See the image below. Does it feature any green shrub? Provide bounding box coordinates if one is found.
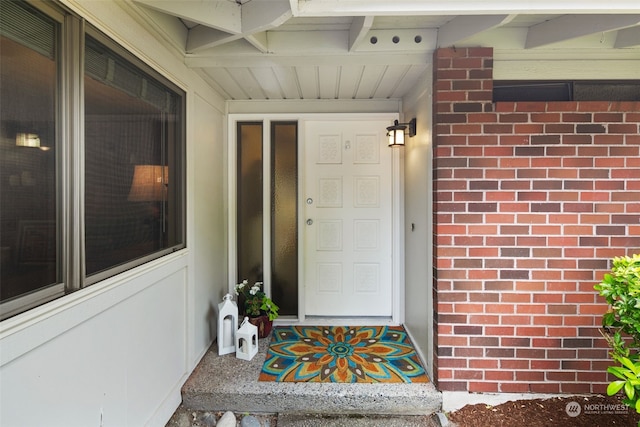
[594,254,640,421]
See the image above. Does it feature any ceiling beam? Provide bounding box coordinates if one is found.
[289,0,299,15]
[349,16,374,51]
[437,14,515,47]
[242,0,292,34]
[526,14,640,48]
[187,27,437,58]
[494,48,640,61]
[186,0,292,53]
[132,0,241,33]
[187,27,242,52]
[245,33,269,53]
[495,58,640,80]
[355,29,438,52]
[185,52,429,68]
[615,26,640,48]
[294,0,640,16]
[267,29,349,53]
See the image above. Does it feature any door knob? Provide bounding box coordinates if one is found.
[306,198,313,205]
[306,219,313,225]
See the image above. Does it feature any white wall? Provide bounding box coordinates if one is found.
[0,261,188,427]
[0,1,227,426]
[402,63,434,377]
[190,93,228,366]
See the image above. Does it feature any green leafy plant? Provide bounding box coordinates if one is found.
[594,254,640,422]
[234,279,279,321]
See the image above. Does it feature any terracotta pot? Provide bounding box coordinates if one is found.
[248,314,272,338]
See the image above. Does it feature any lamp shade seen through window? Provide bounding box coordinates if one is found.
[128,165,168,201]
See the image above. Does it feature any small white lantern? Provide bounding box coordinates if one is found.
[217,293,238,355]
[235,317,258,361]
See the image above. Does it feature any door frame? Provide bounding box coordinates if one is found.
[228,113,404,325]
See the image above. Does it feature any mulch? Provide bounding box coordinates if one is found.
[448,394,640,427]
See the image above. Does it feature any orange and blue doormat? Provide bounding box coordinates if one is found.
[258,325,429,383]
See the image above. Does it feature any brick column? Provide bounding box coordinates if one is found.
[432,47,640,393]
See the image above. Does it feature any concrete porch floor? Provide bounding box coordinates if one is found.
[172,334,443,426]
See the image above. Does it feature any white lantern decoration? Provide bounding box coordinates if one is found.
[236,317,258,361]
[217,293,238,355]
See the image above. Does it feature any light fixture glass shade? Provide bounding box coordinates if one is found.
[128,165,168,201]
[389,128,405,146]
[16,133,40,148]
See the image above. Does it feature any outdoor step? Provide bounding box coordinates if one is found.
[181,339,442,416]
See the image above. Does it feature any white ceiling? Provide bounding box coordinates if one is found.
[131,0,640,101]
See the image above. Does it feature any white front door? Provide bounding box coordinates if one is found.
[303,120,394,317]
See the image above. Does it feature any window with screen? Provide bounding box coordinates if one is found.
[0,1,186,320]
[84,34,185,282]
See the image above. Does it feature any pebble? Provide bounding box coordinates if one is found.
[240,414,264,427]
[199,412,216,427]
[217,411,237,427]
[172,411,192,427]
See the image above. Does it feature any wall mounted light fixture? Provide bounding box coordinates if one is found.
[386,118,416,147]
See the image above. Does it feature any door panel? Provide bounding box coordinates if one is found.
[303,120,393,317]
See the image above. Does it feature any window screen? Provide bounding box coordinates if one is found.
[0,1,60,310]
[84,35,185,279]
[0,1,186,319]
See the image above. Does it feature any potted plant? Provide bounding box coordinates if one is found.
[234,279,279,338]
[594,254,640,424]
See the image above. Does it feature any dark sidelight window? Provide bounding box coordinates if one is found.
[236,122,264,286]
[271,122,298,316]
[236,120,298,316]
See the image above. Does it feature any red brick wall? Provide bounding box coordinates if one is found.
[432,47,640,394]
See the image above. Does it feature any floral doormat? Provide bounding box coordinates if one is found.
[258,325,429,383]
